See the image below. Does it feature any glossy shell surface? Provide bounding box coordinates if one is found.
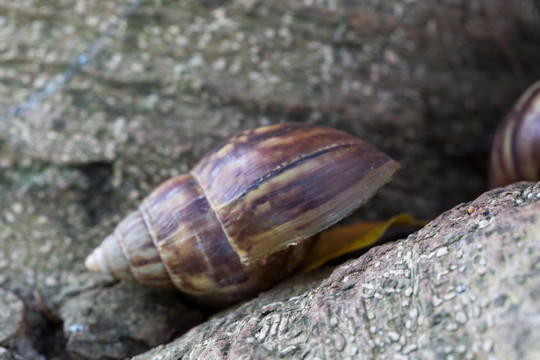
[489,81,540,188]
[85,123,399,304]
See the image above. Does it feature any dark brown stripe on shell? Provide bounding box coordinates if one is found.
[192,123,366,206]
[114,211,174,287]
[533,111,540,179]
[235,143,353,203]
[196,124,297,187]
[203,123,296,164]
[140,174,256,294]
[506,83,540,182]
[114,229,161,270]
[509,109,522,181]
[102,232,135,280]
[517,85,540,180]
[126,254,161,268]
[217,141,397,258]
[140,175,212,291]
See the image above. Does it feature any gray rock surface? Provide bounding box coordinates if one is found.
[0,289,24,345]
[0,347,24,360]
[60,283,203,360]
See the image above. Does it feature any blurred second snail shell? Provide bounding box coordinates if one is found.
[489,80,540,188]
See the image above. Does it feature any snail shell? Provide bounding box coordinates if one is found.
[489,80,540,188]
[85,123,399,305]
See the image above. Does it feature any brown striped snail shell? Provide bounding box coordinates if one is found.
[85,123,399,305]
[489,80,540,188]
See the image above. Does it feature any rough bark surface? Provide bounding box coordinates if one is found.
[134,182,540,359]
[0,0,540,359]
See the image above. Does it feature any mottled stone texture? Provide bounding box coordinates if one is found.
[0,289,24,345]
[0,0,540,359]
[134,182,540,359]
[0,347,25,360]
[1,0,540,218]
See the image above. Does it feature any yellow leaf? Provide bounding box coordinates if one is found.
[300,213,427,273]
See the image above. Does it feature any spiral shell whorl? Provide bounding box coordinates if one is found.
[489,80,540,188]
[86,173,314,304]
[84,233,134,281]
[84,211,175,288]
